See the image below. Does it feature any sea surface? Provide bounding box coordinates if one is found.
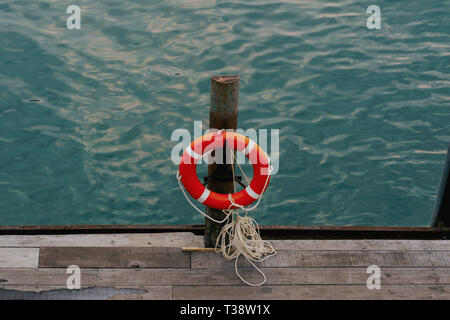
[0,0,449,226]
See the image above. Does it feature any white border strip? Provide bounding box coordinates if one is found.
[245,186,260,199]
[197,188,210,203]
[243,140,256,155]
[186,145,202,160]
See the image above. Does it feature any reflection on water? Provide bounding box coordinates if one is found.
[0,0,449,226]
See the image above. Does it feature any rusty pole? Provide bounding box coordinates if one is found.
[431,143,450,227]
[204,75,239,247]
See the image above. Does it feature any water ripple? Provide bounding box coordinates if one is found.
[0,0,448,226]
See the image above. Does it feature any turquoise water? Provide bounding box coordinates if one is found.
[0,0,449,226]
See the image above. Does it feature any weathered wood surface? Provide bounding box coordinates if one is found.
[192,250,450,268]
[96,267,450,286]
[172,285,450,300]
[2,267,449,287]
[2,234,448,251]
[0,233,449,299]
[0,285,171,300]
[0,233,202,248]
[0,248,39,268]
[0,268,98,285]
[105,286,172,300]
[271,239,450,251]
[205,75,239,248]
[39,247,190,268]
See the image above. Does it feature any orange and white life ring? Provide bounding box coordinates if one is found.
[178,131,271,210]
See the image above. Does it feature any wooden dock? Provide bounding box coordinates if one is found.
[0,232,449,300]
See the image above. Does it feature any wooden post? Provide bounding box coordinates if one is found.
[204,75,239,247]
[431,143,450,227]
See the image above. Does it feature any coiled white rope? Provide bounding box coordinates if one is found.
[215,214,276,286]
[176,141,276,286]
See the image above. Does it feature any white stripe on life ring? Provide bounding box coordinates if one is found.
[186,145,202,160]
[197,188,210,203]
[243,140,255,155]
[245,186,260,199]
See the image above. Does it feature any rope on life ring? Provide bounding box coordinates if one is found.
[176,130,276,286]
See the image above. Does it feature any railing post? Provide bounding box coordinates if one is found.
[431,143,450,227]
[204,75,239,247]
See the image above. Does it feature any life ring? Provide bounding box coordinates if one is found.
[179,131,271,210]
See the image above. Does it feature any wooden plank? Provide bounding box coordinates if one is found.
[271,240,450,251]
[106,286,171,300]
[0,268,98,285]
[0,285,170,300]
[173,285,450,300]
[97,267,450,286]
[2,236,447,251]
[0,233,203,248]
[192,250,450,268]
[39,247,190,268]
[182,247,215,252]
[0,248,39,268]
[0,285,94,293]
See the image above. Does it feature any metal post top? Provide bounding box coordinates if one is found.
[210,75,239,116]
[211,75,240,84]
